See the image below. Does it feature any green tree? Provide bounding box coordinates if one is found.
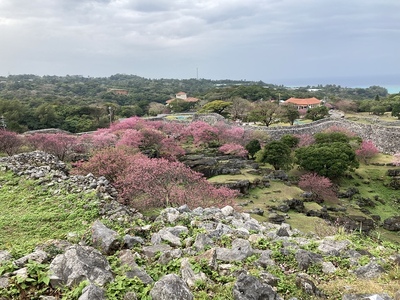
[314,132,350,144]
[248,101,283,127]
[280,134,299,149]
[199,100,232,115]
[256,140,291,170]
[245,139,261,159]
[295,142,358,179]
[282,104,300,125]
[167,99,194,113]
[371,105,386,116]
[305,106,329,121]
[35,103,62,129]
[391,101,400,119]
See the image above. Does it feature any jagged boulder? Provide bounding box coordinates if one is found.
[91,220,121,255]
[216,239,253,262]
[353,261,386,279]
[119,250,153,285]
[150,274,193,300]
[180,258,208,288]
[232,273,282,300]
[295,250,323,271]
[295,273,323,297]
[49,245,113,288]
[78,284,106,300]
[383,216,400,231]
[13,250,49,268]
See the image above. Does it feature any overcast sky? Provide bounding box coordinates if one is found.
[1,0,399,87]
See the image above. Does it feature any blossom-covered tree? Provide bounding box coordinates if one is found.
[0,130,23,155]
[71,147,135,183]
[355,140,379,164]
[294,134,315,148]
[116,154,238,209]
[219,126,246,145]
[392,153,400,166]
[86,129,118,150]
[323,126,356,138]
[26,133,77,161]
[186,121,219,146]
[115,129,144,149]
[298,173,336,203]
[218,143,248,157]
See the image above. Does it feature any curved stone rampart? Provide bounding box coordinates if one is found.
[243,118,400,154]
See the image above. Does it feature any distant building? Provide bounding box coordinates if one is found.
[108,88,129,95]
[166,92,199,105]
[283,97,322,110]
[175,92,187,100]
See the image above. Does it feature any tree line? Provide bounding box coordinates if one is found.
[0,74,396,132]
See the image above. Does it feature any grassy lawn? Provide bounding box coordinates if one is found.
[0,171,100,256]
[209,155,400,243]
[344,112,399,124]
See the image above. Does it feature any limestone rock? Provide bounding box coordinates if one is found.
[78,284,106,300]
[233,273,282,300]
[354,262,386,279]
[91,220,120,255]
[216,239,253,262]
[180,258,208,287]
[49,245,113,288]
[383,216,400,231]
[13,250,49,268]
[150,274,193,300]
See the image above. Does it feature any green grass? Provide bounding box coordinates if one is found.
[208,155,400,243]
[0,171,100,256]
[208,168,263,184]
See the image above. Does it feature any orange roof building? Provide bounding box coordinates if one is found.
[283,97,321,110]
[166,92,199,105]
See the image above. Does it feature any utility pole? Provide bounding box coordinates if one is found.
[108,107,113,127]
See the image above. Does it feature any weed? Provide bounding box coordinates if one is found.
[0,260,53,299]
[106,275,152,300]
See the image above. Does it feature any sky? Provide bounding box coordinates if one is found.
[1,0,400,87]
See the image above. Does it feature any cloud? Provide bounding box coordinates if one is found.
[0,0,399,83]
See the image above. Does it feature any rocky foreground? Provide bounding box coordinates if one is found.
[0,152,399,299]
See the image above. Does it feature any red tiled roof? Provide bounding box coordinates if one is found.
[284,97,321,105]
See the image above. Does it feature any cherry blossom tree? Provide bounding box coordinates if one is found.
[218,143,248,157]
[86,129,118,150]
[186,121,219,146]
[355,140,379,164]
[0,130,23,155]
[392,153,400,166]
[294,134,315,148]
[116,154,238,209]
[115,129,144,149]
[159,137,186,160]
[109,116,145,132]
[218,125,246,145]
[26,133,77,161]
[298,173,336,203]
[323,126,356,138]
[71,147,135,183]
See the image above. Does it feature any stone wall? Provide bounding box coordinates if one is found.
[243,119,400,154]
